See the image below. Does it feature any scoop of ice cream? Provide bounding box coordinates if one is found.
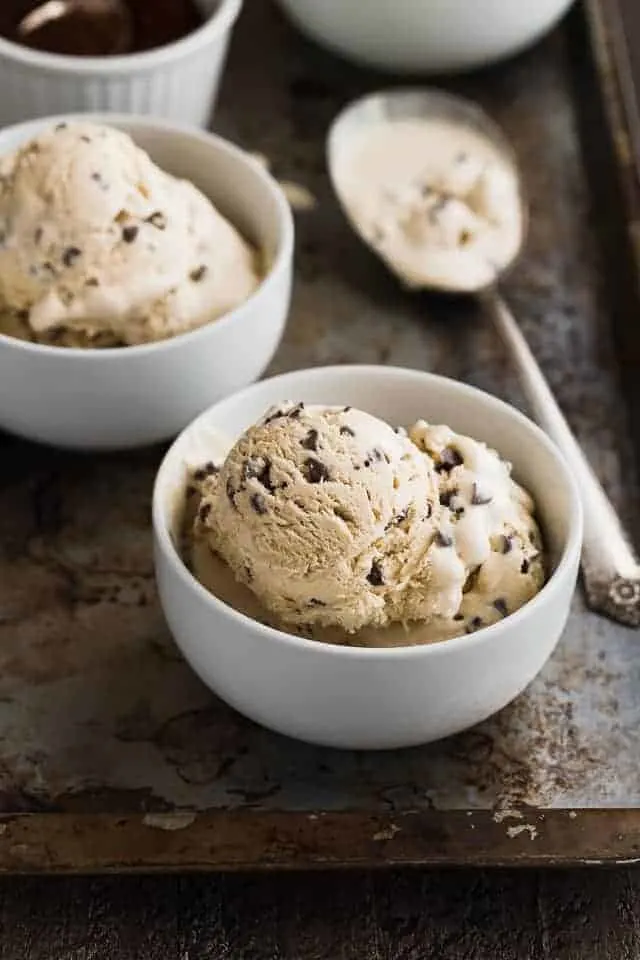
[408,420,544,635]
[192,403,444,633]
[0,122,259,346]
[339,118,522,293]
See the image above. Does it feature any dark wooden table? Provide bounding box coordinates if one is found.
[1,869,639,957]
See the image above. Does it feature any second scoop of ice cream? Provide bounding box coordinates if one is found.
[0,122,260,347]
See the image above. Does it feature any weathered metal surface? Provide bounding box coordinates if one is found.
[0,0,640,871]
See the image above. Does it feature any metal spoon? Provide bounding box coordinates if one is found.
[327,87,640,627]
[17,0,133,55]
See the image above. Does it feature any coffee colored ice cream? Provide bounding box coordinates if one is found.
[186,404,545,646]
[0,122,259,347]
[336,118,523,293]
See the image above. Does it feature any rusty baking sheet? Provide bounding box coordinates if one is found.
[1,0,640,873]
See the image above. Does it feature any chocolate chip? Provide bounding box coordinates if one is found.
[185,485,196,498]
[309,598,326,607]
[339,425,355,438]
[42,261,56,276]
[287,402,304,419]
[303,457,330,484]
[521,558,530,574]
[467,616,484,633]
[264,408,284,424]
[463,566,481,593]
[471,483,493,506]
[435,530,453,547]
[62,246,82,267]
[301,428,319,452]
[86,277,100,287]
[436,447,463,473]
[204,461,219,476]
[367,559,385,586]
[501,535,513,554]
[91,172,102,183]
[81,135,92,144]
[453,613,464,622]
[243,457,275,493]
[146,211,167,230]
[493,597,508,617]
[439,489,458,508]
[243,458,264,480]
[250,493,268,515]
[190,265,208,283]
[55,123,68,131]
[198,502,212,522]
[16,309,29,321]
[193,467,208,481]
[425,502,433,519]
[343,406,352,413]
[122,225,139,244]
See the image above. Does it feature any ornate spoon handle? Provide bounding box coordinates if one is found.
[484,291,640,627]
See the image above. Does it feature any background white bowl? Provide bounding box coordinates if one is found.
[0,0,242,128]
[0,114,293,450]
[154,365,583,750]
[276,0,576,74]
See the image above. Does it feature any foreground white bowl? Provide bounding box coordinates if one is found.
[0,0,242,127]
[153,365,582,750]
[276,0,576,74]
[0,114,293,451]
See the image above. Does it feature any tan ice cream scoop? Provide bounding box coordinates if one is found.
[192,403,444,634]
[0,121,259,347]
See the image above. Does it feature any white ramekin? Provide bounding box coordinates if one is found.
[0,113,294,450]
[153,365,583,750]
[276,0,575,74]
[0,0,242,127]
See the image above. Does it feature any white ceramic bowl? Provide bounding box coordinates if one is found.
[0,114,293,450]
[153,365,583,750]
[0,0,242,128]
[276,0,576,74]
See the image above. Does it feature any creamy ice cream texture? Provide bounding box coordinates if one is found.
[187,404,544,646]
[336,118,523,293]
[0,122,259,347]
